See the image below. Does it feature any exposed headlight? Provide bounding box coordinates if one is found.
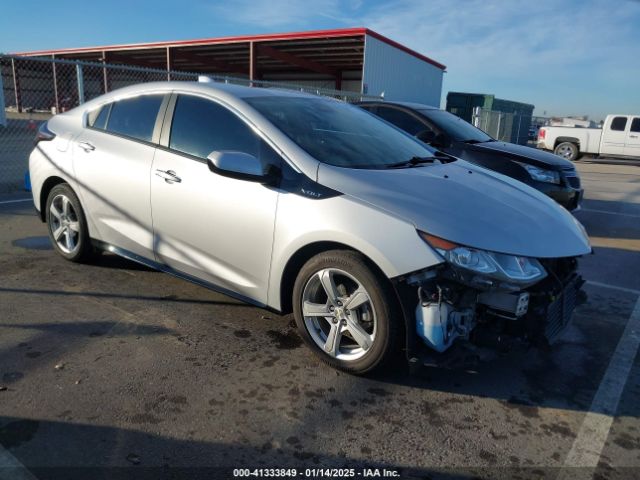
[418,231,547,284]
[517,163,560,184]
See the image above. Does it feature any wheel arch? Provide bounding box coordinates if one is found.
[554,137,581,151]
[278,241,391,315]
[38,176,68,222]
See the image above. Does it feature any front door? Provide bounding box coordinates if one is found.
[624,117,640,158]
[150,93,280,305]
[601,115,629,157]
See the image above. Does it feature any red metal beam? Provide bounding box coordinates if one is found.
[14,27,446,71]
[256,44,336,76]
[14,28,369,55]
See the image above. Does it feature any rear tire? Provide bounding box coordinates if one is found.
[554,142,579,161]
[45,183,94,263]
[292,250,399,374]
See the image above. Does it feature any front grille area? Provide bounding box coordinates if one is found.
[544,275,580,343]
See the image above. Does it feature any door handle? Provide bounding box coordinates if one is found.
[155,169,182,184]
[630,135,639,139]
[78,141,95,152]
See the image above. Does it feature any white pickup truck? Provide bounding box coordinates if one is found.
[537,114,640,161]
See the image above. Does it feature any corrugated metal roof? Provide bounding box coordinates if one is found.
[14,27,446,71]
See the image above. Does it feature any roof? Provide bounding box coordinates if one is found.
[73,81,339,114]
[357,100,439,110]
[80,80,320,103]
[15,27,446,71]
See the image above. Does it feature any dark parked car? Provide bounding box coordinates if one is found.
[358,101,583,211]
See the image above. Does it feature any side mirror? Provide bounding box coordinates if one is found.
[416,129,436,144]
[206,151,277,184]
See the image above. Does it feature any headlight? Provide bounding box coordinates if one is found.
[418,231,547,284]
[517,163,560,184]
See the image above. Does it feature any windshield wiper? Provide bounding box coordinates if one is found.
[463,139,493,144]
[386,156,439,169]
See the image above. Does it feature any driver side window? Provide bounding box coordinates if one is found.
[169,95,262,161]
[376,107,429,136]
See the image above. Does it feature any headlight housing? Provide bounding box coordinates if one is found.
[419,231,547,285]
[517,163,560,184]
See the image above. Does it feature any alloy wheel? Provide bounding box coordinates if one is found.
[301,268,377,361]
[556,144,574,159]
[49,194,80,254]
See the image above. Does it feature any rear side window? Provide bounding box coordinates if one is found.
[631,118,640,133]
[90,104,111,130]
[610,116,627,131]
[106,94,164,142]
[375,107,427,136]
[169,94,259,159]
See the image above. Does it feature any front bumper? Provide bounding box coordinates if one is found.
[395,257,585,368]
[540,273,583,343]
[533,180,583,212]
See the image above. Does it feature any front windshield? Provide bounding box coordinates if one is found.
[246,96,437,169]
[420,109,493,143]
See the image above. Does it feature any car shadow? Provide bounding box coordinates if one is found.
[0,415,581,480]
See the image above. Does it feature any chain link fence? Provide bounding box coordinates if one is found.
[1,54,380,194]
[470,107,533,146]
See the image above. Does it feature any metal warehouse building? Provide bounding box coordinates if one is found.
[15,28,446,106]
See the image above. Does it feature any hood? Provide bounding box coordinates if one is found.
[465,140,573,170]
[317,160,590,258]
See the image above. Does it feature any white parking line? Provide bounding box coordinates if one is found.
[586,280,640,296]
[0,445,38,480]
[0,198,31,205]
[581,208,640,219]
[561,295,640,474]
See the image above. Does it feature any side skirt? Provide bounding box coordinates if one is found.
[91,239,274,311]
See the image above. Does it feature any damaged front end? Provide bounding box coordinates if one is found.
[396,232,587,368]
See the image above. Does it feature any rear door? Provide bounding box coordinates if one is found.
[624,117,640,158]
[73,93,167,259]
[600,115,629,156]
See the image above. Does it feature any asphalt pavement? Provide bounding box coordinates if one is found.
[0,158,639,480]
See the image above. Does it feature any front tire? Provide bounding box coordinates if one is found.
[45,183,93,263]
[554,142,579,161]
[292,250,399,374]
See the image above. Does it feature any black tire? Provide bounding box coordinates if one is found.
[554,142,579,161]
[292,250,400,374]
[45,183,94,263]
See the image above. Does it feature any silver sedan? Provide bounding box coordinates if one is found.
[29,82,591,373]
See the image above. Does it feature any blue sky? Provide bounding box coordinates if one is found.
[2,0,639,120]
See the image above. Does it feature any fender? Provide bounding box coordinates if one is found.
[554,136,580,149]
[266,193,443,311]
